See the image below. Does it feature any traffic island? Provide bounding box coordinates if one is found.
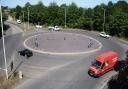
[24,32,102,55]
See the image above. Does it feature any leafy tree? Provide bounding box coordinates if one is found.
[9,0,128,38]
[109,14,128,37]
[67,2,79,28]
[15,5,22,19]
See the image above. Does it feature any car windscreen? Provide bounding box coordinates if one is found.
[92,60,102,68]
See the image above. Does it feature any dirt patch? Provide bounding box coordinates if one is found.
[0,72,19,89]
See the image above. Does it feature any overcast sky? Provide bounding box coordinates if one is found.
[1,0,123,8]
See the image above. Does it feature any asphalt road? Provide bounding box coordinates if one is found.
[13,30,125,89]
[0,22,23,70]
[0,22,125,89]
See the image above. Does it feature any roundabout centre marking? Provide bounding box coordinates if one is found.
[23,32,102,55]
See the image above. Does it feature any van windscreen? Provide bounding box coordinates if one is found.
[92,60,102,68]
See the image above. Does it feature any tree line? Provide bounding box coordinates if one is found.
[10,1,128,38]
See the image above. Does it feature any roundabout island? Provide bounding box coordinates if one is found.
[24,32,102,55]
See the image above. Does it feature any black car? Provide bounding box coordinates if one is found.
[18,49,33,58]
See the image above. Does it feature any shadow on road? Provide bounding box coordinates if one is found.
[9,61,23,79]
[108,59,128,89]
[0,24,10,37]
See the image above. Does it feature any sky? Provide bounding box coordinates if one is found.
[0,0,122,8]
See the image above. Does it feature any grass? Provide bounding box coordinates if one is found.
[0,72,19,89]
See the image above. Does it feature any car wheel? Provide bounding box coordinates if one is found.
[27,56,29,59]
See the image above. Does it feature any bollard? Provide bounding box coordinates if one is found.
[19,71,23,79]
[64,37,66,40]
[10,61,13,71]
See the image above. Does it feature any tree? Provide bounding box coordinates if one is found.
[47,2,59,25]
[67,2,79,28]
[15,5,22,19]
[108,14,128,37]
[9,1,128,38]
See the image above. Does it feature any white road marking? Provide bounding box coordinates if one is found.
[49,60,78,70]
[23,32,102,55]
[0,67,6,71]
[96,71,117,89]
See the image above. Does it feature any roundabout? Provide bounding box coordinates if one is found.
[8,22,125,89]
[23,32,102,55]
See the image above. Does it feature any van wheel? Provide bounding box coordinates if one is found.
[88,70,93,76]
[97,74,101,78]
[96,73,103,78]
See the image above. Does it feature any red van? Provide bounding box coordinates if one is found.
[88,51,118,77]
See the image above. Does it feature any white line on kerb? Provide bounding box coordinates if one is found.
[23,32,102,55]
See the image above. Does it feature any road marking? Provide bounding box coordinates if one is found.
[96,71,117,89]
[22,64,51,70]
[0,67,6,71]
[23,32,102,55]
[49,60,77,70]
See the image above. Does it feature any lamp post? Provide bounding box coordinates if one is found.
[27,6,30,31]
[0,3,8,79]
[13,12,16,21]
[22,11,25,31]
[103,9,106,32]
[64,7,67,28]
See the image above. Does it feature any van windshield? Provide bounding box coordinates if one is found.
[92,60,102,68]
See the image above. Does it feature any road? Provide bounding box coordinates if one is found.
[0,22,126,89]
[0,22,23,71]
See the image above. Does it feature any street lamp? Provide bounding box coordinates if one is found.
[103,9,106,32]
[27,6,30,31]
[13,12,16,21]
[22,11,25,31]
[64,7,67,28]
[0,3,8,79]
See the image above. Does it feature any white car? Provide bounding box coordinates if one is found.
[48,26,54,31]
[54,26,61,31]
[48,26,61,31]
[99,32,110,38]
[36,25,42,28]
[17,20,21,24]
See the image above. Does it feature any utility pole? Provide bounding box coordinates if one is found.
[27,6,30,31]
[22,11,25,31]
[0,3,8,79]
[64,7,67,28]
[103,9,106,32]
